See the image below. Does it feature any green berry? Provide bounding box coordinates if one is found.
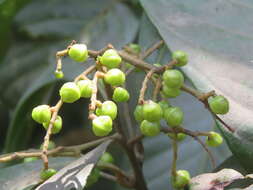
[172,50,188,67]
[140,120,160,137]
[134,105,144,123]
[206,131,223,147]
[68,43,88,62]
[77,79,92,98]
[24,157,38,163]
[99,152,114,164]
[59,82,81,103]
[208,95,229,115]
[164,107,184,127]
[168,133,186,141]
[162,69,184,88]
[95,101,117,120]
[86,168,100,187]
[112,87,130,102]
[129,43,141,54]
[100,49,122,68]
[142,100,163,122]
[32,105,51,124]
[162,84,181,98]
[43,116,62,134]
[104,68,125,86]
[54,70,64,79]
[40,141,56,150]
[92,116,113,137]
[40,168,57,180]
[158,100,171,118]
[172,170,191,188]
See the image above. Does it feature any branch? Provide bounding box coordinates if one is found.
[171,137,178,177]
[141,40,164,59]
[0,134,118,163]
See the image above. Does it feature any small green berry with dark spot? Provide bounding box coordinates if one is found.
[162,69,184,88]
[32,105,51,124]
[95,101,117,120]
[59,82,81,103]
[99,49,122,68]
[208,95,229,115]
[68,43,88,62]
[104,68,125,86]
[140,120,160,137]
[172,50,188,67]
[112,87,130,102]
[206,131,223,147]
[142,100,163,122]
[172,170,191,189]
[164,107,184,127]
[92,116,113,137]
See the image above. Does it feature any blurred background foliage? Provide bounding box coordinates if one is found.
[2,0,253,189]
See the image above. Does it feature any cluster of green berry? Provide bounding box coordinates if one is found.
[30,42,230,188]
[133,50,229,189]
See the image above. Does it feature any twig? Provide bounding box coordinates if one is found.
[128,135,144,146]
[0,134,118,163]
[138,69,156,104]
[100,171,117,182]
[41,100,63,169]
[152,77,162,102]
[171,137,178,177]
[141,40,164,59]
[74,65,96,82]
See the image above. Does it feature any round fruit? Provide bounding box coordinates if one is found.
[168,133,186,141]
[24,157,38,163]
[172,170,191,188]
[142,100,163,122]
[40,168,57,180]
[162,84,181,98]
[112,87,130,102]
[140,120,160,137]
[99,152,114,164]
[86,168,100,187]
[68,43,88,62]
[206,131,223,147]
[208,95,229,115]
[172,50,188,67]
[92,116,113,137]
[40,141,56,150]
[134,105,144,123]
[32,105,51,124]
[158,100,170,111]
[99,49,122,68]
[77,79,92,98]
[59,82,81,103]
[95,101,117,120]
[104,68,125,86]
[162,69,184,88]
[43,115,62,134]
[54,70,64,79]
[164,107,184,127]
[129,43,141,54]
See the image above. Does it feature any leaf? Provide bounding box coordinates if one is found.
[2,0,139,152]
[140,0,253,171]
[36,140,112,190]
[0,157,75,190]
[189,168,244,190]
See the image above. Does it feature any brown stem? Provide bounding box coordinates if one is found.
[152,77,162,102]
[141,40,164,59]
[171,138,178,177]
[74,65,96,82]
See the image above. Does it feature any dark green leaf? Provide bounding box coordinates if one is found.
[140,0,253,171]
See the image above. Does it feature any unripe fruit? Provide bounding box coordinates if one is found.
[95,101,117,120]
[86,168,100,187]
[158,100,170,111]
[68,44,88,62]
[162,69,184,88]
[142,100,163,122]
[140,120,160,137]
[104,68,125,86]
[92,116,113,137]
[164,107,184,127]
[54,70,64,79]
[40,140,56,150]
[208,95,229,115]
[99,152,114,164]
[77,79,92,98]
[40,168,57,180]
[59,82,81,103]
[134,105,144,123]
[206,131,223,147]
[99,49,122,68]
[129,43,141,54]
[162,84,181,98]
[172,170,191,188]
[32,105,51,124]
[43,115,62,134]
[24,157,38,163]
[172,50,188,67]
[168,133,186,141]
[112,87,130,102]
